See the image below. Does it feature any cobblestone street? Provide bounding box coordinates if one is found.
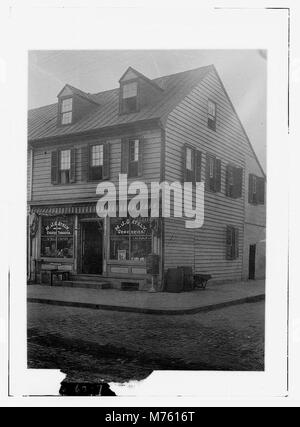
[28,301,265,383]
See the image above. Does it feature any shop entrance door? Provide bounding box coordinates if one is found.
[81,221,103,274]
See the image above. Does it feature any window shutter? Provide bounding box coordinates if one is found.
[103,143,110,180]
[195,150,202,182]
[226,226,233,260]
[70,148,76,183]
[51,150,59,184]
[121,138,129,174]
[137,138,144,177]
[81,145,90,182]
[248,174,254,203]
[182,145,187,183]
[234,228,239,258]
[257,177,265,204]
[205,154,211,191]
[215,158,221,192]
[234,168,243,198]
[225,165,231,196]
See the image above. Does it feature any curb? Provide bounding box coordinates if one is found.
[27,294,265,315]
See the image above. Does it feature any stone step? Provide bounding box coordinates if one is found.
[52,280,112,290]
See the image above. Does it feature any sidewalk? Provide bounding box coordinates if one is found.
[27,279,265,315]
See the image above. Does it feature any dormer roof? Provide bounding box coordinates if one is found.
[57,84,100,105]
[119,66,164,92]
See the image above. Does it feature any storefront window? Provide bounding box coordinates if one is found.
[110,218,152,261]
[41,216,74,258]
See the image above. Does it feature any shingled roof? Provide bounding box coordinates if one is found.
[28,65,213,142]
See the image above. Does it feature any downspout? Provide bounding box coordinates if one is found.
[158,120,166,290]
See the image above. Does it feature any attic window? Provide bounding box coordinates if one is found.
[207,99,217,131]
[121,81,138,114]
[61,97,73,125]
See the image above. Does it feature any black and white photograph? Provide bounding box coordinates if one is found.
[1,0,298,409]
[26,49,266,386]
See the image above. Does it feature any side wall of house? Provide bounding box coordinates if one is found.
[164,69,258,282]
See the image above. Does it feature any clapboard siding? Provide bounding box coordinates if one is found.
[164,69,249,280]
[31,128,161,201]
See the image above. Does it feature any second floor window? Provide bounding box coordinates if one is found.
[183,145,202,183]
[205,154,221,192]
[121,137,143,178]
[225,165,243,198]
[61,97,73,125]
[207,99,217,131]
[248,174,265,204]
[121,82,138,114]
[60,149,71,184]
[129,139,140,177]
[51,148,76,185]
[90,144,104,181]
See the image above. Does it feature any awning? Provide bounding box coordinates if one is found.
[31,204,97,216]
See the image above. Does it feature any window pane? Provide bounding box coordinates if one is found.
[123,82,137,99]
[209,158,214,178]
[62,112,72,124]
[110,237,130,260]
[186,147,192,170]
[91,145,103,166]
[130,140,139,162]
[57,237,73,258]
[208,100,216,117]
[61,98,73,113]
[41,237,57,257]
[60,150,71,170]
[130,237,151,261]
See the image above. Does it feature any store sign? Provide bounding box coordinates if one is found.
[114,218,150,236]
[45,220,72,236]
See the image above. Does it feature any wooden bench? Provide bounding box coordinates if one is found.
[193,274,212,290]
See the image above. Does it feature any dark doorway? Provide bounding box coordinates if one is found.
[249,244,256,280]
[81,221,103,274]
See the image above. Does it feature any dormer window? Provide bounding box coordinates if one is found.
[61,97,73,125]
[121,81,138,114]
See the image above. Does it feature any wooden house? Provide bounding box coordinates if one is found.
[27,65,266,290]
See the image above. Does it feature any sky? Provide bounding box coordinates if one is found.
[28,50,266,170]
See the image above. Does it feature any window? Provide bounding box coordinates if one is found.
[129,139,139,177]
[59,149,71,184]
[207,99,217,131]
[121,81,138,113]
[90,144,104,181]
[51,148,76,185]
[186,147,192,171]
[183,145,202,183]
[226,165,243,198]
[41,216,74,258]
[61,97,73,125]
[110,217,152,261]
[226,226,239,260]
[205,154,221,192]
[248,174,265,204]
[121,138,143,178]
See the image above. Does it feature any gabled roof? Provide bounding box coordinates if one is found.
[28,65,213,142]
[57,84,100,105]
[119,66,164,92]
